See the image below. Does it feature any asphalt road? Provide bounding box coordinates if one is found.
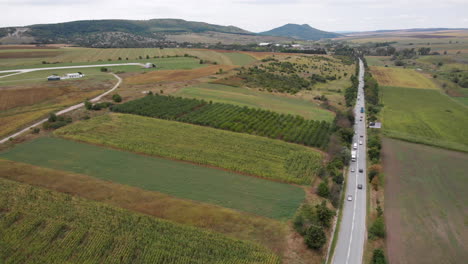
[332,58,367,264]
[0,73,122,144]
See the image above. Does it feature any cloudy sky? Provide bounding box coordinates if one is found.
[1,0,467,32]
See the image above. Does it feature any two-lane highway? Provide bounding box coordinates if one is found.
[332,58,367,264]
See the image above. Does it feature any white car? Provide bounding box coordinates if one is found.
[351,167,355,172]
[359,140,363,145]
[347,195,353,201]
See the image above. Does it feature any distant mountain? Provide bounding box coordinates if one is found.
[260,24,342,40]
[0,19,254,47]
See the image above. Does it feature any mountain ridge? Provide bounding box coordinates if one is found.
[259,23,342,40]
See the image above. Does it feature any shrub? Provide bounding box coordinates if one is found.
[317,181,330,198]
[100,67,108,72]
[369,217,386,239]
[304,225,326,250]
[84,100,92,110]
[371,249,387,264]
[112,94,122,103]
[32,128,40,134]
[48,113,57,122]
[315,201,335,228]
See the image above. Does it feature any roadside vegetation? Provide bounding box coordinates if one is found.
[0,178,280,264]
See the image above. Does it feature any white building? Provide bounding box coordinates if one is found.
[258,42,271,47]
[145,63,156,68]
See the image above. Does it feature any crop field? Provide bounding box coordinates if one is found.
[0,177,280,264]
[56,113,323,185]
[0,137,305,219]
[0,159,288,253]
[380,86,468,152]
[111,94,332,148]
[382,138,468,264]
[175,83,335,121]
[370,66,438,89]
[123,65,237,85]
[0,47,257,69]
[0,78,113,138]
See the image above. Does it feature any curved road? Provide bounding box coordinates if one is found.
[0,73,122,144]
[332,59,367,264]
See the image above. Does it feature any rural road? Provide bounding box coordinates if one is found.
[331,58,367,264]
[0,73,122,144]
[0,63,146,76]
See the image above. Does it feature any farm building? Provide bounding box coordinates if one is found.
[47,75,61,81]
[62,73,84,79]
[258,42,271,47]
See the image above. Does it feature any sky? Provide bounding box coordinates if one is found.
[1,0,467,32]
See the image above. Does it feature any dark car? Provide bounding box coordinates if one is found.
[358,184,363,189]
[359,168,363,173]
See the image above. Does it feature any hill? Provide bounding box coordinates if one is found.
[260,23,341,40]
[0,18,255,47]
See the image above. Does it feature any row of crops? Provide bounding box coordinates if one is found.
[111,94,332,149]
[0,178,280,264]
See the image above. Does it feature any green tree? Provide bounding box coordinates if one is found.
[304,225,326,250]
[317,181,330,198]
[316,201,335,228]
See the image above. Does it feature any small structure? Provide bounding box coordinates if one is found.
[145,63,156,68]
[258,42,271,47]
[369,122,382,129]
[47,75,61,81]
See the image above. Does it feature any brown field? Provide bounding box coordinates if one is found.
[383,138,468,264]
[0,45,60,49]
[0,79,113,138]
[123,65,236,85]
[0,51,63,58]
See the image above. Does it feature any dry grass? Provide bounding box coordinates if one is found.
[123,65,236,85]
[370,66,438,89]
[0,159,288,254]
[0,79,113,138]
[0,51,63,58]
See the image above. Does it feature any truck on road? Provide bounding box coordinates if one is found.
[351,150,357,162]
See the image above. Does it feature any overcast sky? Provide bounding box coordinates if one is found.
[1,0,467,32]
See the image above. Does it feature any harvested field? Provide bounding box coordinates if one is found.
[0,137,305,220]
[383,138,468,264]
[0,159,288,254]
[0,177,280,264]
[124,65,236,85]
[370,66,438,89]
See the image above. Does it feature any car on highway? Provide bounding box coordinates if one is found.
[347,195,353,201]
[353,143,357,150]
[359,168,363,173]
[359,140,363,145]
[358,184,363,189]
[360,135,364,138]
[351,167,355,172]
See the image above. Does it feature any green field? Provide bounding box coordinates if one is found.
[55,113,323,184]
[222,52,256,65]
[0,136,305,219]
[0,177,279,264]
[175,83,335,121]
[381,86,468,152]
[382,138,468,264]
